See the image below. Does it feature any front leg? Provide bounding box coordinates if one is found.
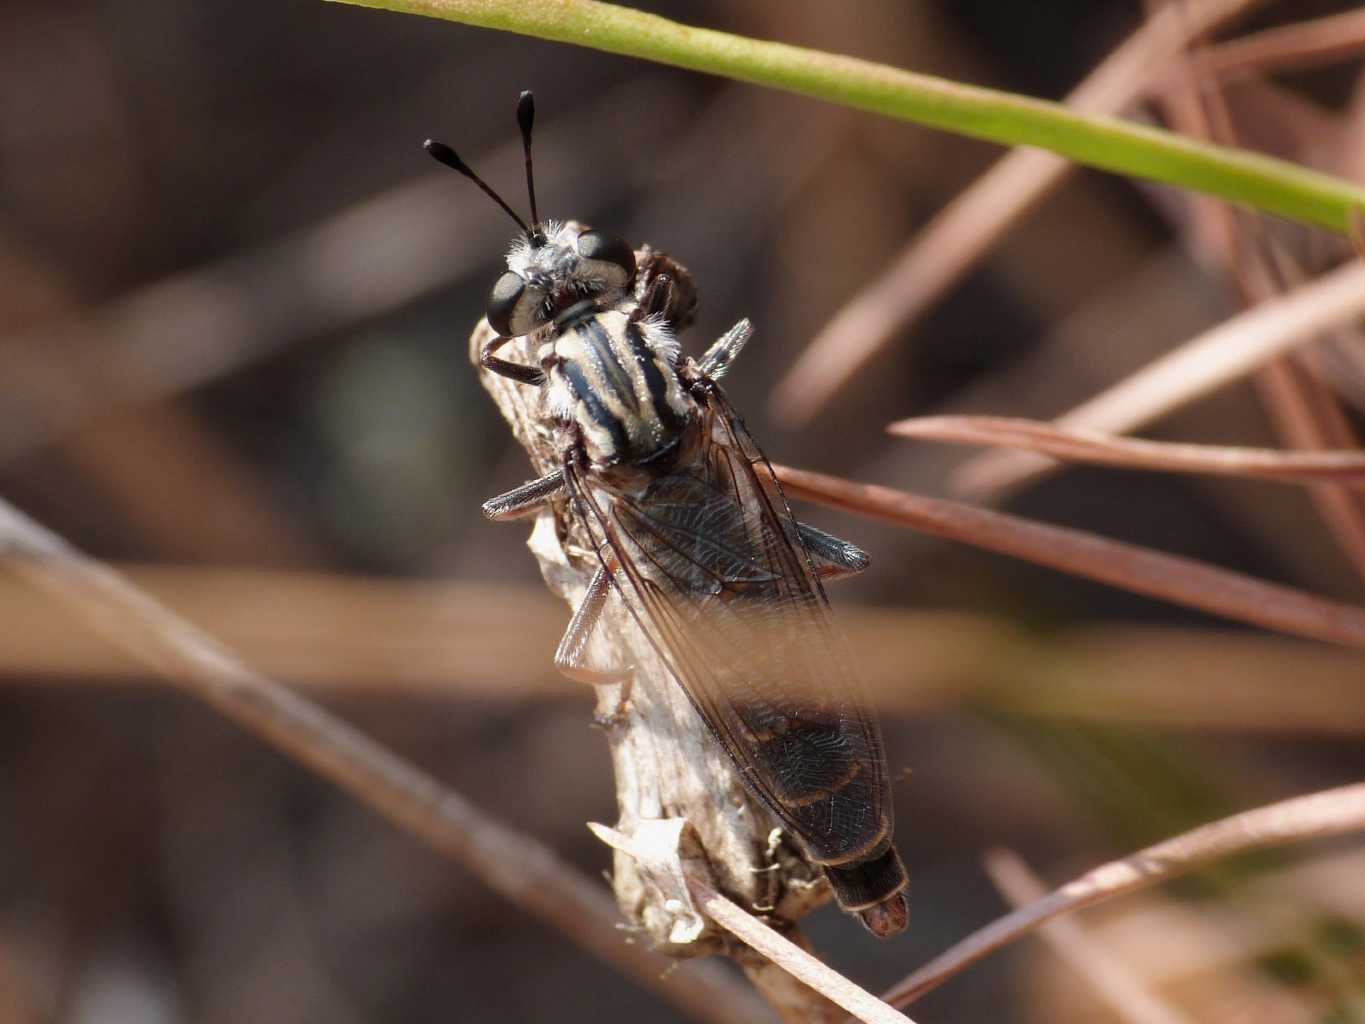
[480,333,545,387]
[484,472,635,705]
[634,245,698,331]
[481,469,566,521]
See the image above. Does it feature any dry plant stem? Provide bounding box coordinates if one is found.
[890,415,1365,484]
[0,502,767,1024]
[592,820,900,1024]
[1198,8,1365,81]
[953,258,1365,498]
[688,876,914,1024]
[774,464,1365,648]
[769,0,1263,426]
[471,320,833,1019]
[884,781,1365,1009]
[983,850,1194,1024]
[738,934,849,1024]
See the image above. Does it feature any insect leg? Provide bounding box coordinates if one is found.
[632,273,675,324]
[634,246,698,330]
[556,565,634,691]
[481,469,566,521]
[797,522,870,581]
[480,333,545,387]
[697,319,753,380]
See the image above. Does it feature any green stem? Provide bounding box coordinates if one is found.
[327,0,1365,234]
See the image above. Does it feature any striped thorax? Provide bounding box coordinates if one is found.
[540,305,691,467]
[487,219,695,470]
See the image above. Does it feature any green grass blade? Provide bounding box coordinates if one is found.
[327,0,1365,234]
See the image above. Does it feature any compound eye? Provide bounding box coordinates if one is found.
[486,270,545,337]
[576,229,636,287]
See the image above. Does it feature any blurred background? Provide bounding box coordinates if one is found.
[2,0,1364,1021]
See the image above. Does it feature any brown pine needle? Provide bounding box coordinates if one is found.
[774,464,1365,648]
[890,414,1365,484]
[983,850,1194,1024]
[1198,8,1365,81]
[883,782,1365,1009]
[691,877,914,1024]
[768,0,1263,427]
[953,258,1365,499]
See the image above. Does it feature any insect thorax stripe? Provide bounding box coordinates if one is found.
[559,336,631,459]
[624,319,686,435]
[579,317,640,418]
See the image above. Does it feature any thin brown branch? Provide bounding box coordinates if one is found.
[0,500,768,1024]
[774,464,1365,648]
[691,877,914,1024]
[1198,8,1365,81]
[591,820,909,1024]
[983,850,1194,1024]
[952,259,1365,498]
[768,0,1264,427]
[890,414,1365,483]
[883,781,1365,1009]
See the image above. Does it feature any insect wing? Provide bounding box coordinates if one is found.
[569,386,893,868]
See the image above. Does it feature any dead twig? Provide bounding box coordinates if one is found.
[589,821,913,1024]
[692,879,912,1024]
[774,464,1365,648]
[0,499,768,1024]
[952,259,1365,498]
[884,781,1365,1009]
[890,414,1365,483]
[1197,8,1365,81]
[983,849,1194,1024]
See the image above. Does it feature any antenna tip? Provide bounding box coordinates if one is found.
[517,91,535,131]
[423,139,463,171]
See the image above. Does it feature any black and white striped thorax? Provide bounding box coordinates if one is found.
[539,306,691,467]
[480,216,697,469]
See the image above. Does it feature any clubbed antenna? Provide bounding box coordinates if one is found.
[423,138,531,236]
[516,91,541,238]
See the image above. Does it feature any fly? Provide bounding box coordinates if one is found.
[426,93,908,937]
